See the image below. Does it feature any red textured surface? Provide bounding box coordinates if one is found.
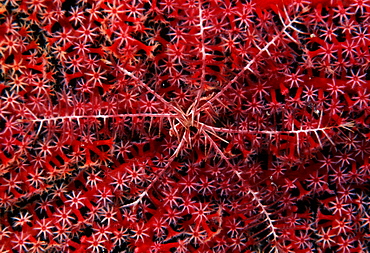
[0,0,369,252]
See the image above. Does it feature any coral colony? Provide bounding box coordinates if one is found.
[0,0,369,252]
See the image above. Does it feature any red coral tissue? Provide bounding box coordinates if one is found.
[0,0,369,252]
